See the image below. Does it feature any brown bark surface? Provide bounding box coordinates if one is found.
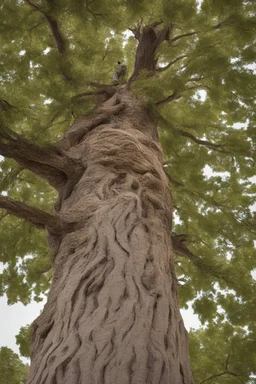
[128,24,170,84]
[27,89,194,384]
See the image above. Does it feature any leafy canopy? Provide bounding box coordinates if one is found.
[0,347,29,384]
[0,0,255,382]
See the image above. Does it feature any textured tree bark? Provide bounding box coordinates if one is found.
[128,24,170,84]
[27,90,194,384]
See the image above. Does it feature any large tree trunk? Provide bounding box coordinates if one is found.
[27,90,194,384]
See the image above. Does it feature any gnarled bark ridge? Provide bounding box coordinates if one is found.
[27,90,194,384]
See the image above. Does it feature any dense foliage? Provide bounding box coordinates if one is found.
[0,346,29,384]
[0,0,255,382]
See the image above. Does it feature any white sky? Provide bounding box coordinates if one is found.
[0,295,46,358]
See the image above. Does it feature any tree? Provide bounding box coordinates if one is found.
[0,346,29,384]
[0,0,255,383]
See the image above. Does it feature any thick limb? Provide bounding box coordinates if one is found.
[0,128,83,189]
[0,195,61,232]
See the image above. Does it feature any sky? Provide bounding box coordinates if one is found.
[0,295,46,359]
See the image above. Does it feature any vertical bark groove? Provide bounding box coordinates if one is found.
[28,91,194,384]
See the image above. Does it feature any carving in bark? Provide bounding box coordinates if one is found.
[26,89,195,384]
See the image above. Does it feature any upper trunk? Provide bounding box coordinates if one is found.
[128,24,170,84]
[27,89,194,384]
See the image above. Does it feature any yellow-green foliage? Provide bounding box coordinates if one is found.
[0,347,29,384]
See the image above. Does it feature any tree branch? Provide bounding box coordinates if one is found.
[175,127,228,153]
[24,0,71,81]
[128,20,143,41]
[169,31,198,44]
[171,234,195,259]
[174,125,228,153]
[186,75,208,83]
[129,20,163,41]
[156,92,182,106]
[155,22,228,76]
[164,167,184,187]
[156,83,206,107]
[0,98,13,111]
[0,195,61,232]
[200,371,244,384]
[213,21,227,30]
[85,3,106,18]
[155,107,229,154]
[0,127,82,189]
[23,0,40,11]
[156,55,188,72]
[46,16,66,54]
[225,353,230,370]
[24,0,66,55]
[71,91,101,101]
[0,144,63,190]
[171,234,234,284]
